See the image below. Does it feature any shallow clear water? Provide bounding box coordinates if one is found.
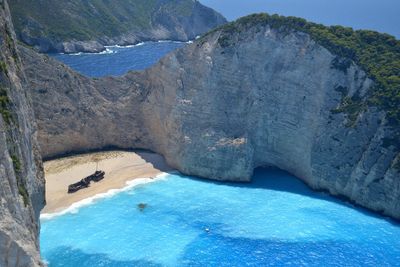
[41,170,400,266]
[44,31,400,267]
[51,41,186,77]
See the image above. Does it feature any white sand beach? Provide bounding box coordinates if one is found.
[42,151,172,214]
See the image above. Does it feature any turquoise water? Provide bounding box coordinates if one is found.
[41,169,400,266]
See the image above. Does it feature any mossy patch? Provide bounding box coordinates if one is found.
[331,96,365,127]
[11,154,30,206]
[11,154,21,172]
[0,60,7,73]
[0,87,12,125]
[18,183,29,206]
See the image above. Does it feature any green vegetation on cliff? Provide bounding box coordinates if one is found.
[213,13,400,125]
[0,60,6,73]
[11,153,29,206]
[10,0,158,41]
[9,0,224,42]
[1,85,29,206]
[0,87,11,125]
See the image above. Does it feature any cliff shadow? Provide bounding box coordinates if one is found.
[179,232,399,266]
[186,167,400,226]
[136,150,174,173]
[255,168,400,226]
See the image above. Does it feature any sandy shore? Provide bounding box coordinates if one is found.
[42,151,173,214]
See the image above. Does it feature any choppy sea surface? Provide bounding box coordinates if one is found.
[41,170,400,266]
[50,41,186,77]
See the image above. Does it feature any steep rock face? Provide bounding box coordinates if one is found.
[0,1,45,266]
[21,22,399,220]
[9,0,226,53]
[19,47,152,156]
[142,27,400,221]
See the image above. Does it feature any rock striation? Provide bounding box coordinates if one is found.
[0,0,45,266]
[21,15,400,221]
[9,0,227,53]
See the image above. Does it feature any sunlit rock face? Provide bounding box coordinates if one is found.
[22,21,399,220]
[0,1,45,266]
[140,27,400,221]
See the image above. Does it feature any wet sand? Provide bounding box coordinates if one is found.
[42,151,172,214]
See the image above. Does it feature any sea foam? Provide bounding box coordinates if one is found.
[40,172,169,221]
[98,48,116,55]
[51,40,186,77]
[67,48,116,56]
[105,42,145,49]
[58,40,189,57]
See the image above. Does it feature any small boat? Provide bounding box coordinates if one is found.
[67,170,106,193]
[67,178,90,194]
[86,170,105,182]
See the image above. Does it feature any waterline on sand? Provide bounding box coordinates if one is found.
[40,172,169,221]
[40,170,400,266]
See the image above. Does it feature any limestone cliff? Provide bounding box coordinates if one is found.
[21,15,399,220]
[0,0,45,266]
[9,0,226,53]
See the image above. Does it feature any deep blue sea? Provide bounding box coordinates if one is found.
[51,41,186,77]
[41,170,400,266]
[200,0,400,38]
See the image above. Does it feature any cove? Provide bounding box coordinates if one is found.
[40,169,400,266]
[50,41,186,77]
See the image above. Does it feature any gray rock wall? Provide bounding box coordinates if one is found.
[0,0,45,266]
[141,28,400,220]
[21,24,400,220]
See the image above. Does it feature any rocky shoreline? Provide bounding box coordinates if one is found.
[20,31,198,54]
[10,0,227,54]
